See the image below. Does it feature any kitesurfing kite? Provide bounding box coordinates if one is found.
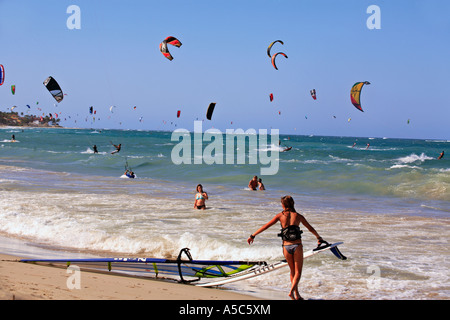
[0,64,4,86]
[310,89,316,100]
[271,52,288,70]
[159,36,182,61]
[11,85,15,95]
[350,81,370,112]
[43,76,64,103]
[110,106,116,113]
[269,93,273,102]
[177,110,181,118]
[206,103,216,120]
[267,40,284,58]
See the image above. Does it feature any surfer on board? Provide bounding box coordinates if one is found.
[247,195,325,300]
[194,184,208,210]
[124,170,135,178]
[438,151,444,160]
[111,143,121,154]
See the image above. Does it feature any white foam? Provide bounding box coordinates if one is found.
[396,153,433,164]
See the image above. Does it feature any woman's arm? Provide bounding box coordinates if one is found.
[300,215,323,243]
[247,214,280,244]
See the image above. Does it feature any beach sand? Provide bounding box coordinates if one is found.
[0,254,260,300]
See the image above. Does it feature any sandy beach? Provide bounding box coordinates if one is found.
[0,253,260,300]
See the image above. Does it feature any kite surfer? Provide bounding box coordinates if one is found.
[438,151,444,160]
[247,195,325,300]
[93,145,98,154]
[11,134,16,142]
[194,184,208,210]
[111,143,121,154]
[124,170,135,179]
[248,176,258,190]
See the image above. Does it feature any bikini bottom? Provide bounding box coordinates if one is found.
[283,244,301,255]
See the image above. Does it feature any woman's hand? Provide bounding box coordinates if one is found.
[247,234,255,245]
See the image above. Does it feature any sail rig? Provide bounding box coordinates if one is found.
[20,248,266,284]
[20,243,346,286]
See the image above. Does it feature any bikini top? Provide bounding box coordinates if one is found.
[196,193,205,200]
[277,211,302,241]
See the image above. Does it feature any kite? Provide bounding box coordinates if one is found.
[159,36,182,61]
[267,40,284,58]
[43,76,64,103]
[310,89,316,100]
[177,110,181,118]
[350,81,370,112]
[11,85,15,95]
[206,103,216,120]
[110,106,116,113]
[271,52,288,70]
[89,106,93,114]
[0,64,4,86]
[270,93,273,102]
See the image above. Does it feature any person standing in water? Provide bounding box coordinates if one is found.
[258,178,265,190]
[247,195,325,300]
[248,176,258,190]
[194,184,208,210]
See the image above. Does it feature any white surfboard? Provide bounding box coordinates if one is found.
[120,174,137,179]
[196,242,345,287]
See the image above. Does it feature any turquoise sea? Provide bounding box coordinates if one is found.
[0,126,449,299]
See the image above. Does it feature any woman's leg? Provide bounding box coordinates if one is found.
[283,244,303,300]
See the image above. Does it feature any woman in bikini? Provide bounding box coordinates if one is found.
[194,184,208,210]
[247,195,325,300]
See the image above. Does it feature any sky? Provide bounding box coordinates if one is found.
[0,0,449,140]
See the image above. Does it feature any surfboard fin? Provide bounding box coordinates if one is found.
[330,246,347,260]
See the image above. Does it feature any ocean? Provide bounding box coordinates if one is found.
[0,126,449,299]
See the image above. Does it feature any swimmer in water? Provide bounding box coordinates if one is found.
[194,184,208,210]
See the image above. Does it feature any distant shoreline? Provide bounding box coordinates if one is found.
[0,124,63,129]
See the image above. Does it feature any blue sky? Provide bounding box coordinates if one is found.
[1,0,449,139]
